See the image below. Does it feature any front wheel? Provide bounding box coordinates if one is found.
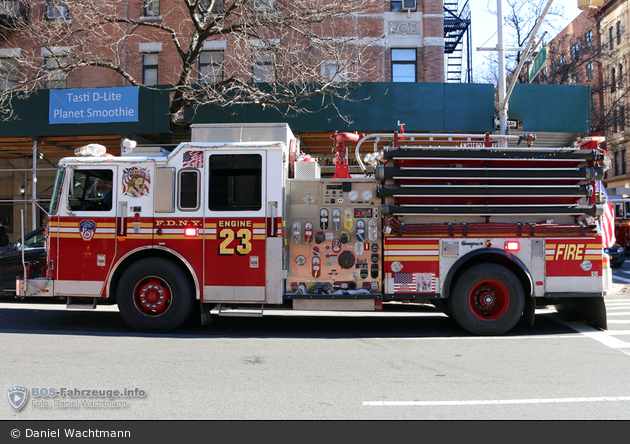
[117,258,194,333]
[449,264,525,335]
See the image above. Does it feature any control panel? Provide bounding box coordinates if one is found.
[286,179,381,294]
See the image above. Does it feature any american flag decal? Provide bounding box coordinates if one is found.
[394,272,417,292]
[183,151,203,168]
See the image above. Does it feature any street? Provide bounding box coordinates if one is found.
[1,279,629,421]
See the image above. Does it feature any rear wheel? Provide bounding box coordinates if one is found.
[117,258,194,333]
[449,264,524,335]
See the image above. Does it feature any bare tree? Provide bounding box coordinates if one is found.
[0,0,384,124]
[476,0,565,82]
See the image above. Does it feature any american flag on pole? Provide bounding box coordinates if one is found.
[596,183,616,249]
[183,151,203,168]
[394,273,417,292]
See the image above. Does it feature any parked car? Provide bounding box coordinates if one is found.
[605,243,626,268]
[0,227,46,295]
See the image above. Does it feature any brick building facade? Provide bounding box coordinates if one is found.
[0,0,448,240]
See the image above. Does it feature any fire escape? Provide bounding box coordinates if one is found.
[0,1,27,29]
[444,0,472,83]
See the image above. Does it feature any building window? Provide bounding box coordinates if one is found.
[571,44,579,60]
[199,0,224,14]
[610,26,614,49]
[559,53,566,65]
[617,21,622,46]
[613,108,619,133]
[0,58,18,90]
[321,61,347,83]
[620,106,626,132]
[142,53,159,86]
[619,64,624,89]
[585,30,593,46]
[46,1,69,21]
[143,0,159,16]
[586,62,594,80]
[252,52,275,83]
[390,1,416,12]
[44,55,68,89]
[612,68,617,93]
[391,49,416,82]
[252,0,274,10]
[616,149,627,175]
[199,50,223,83]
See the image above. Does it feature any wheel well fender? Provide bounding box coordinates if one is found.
[106,247,200,301]
[442,248,533,301]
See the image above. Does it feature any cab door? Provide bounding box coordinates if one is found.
[202,147,283,303]
[50,165,117,296]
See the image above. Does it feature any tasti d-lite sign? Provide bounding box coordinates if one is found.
[49,86,139,124]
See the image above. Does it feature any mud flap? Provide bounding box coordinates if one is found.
[554,297,607,330]
[523,296,536,326]
[200,302,213,326]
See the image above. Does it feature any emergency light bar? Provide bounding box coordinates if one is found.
[74,144,108,157]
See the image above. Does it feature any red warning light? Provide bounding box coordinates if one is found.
[505,241,519,251]
[184,227,198,237]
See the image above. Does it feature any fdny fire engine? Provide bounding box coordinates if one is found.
[17,123,614,335]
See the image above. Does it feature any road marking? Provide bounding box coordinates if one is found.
[613,276,630,283]
[606,312,630,316]
[561,320,630,355]
[363,396,630,406]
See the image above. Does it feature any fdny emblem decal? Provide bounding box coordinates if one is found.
[6,386,28,411]
[122,167,151,198]
[80,220,96,241]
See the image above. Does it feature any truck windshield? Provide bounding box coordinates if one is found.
[49,166,65,216]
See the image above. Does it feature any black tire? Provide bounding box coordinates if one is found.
[117,258,194,333]
[449,264,525,335]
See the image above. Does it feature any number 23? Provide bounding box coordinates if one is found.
[219,228,252,255]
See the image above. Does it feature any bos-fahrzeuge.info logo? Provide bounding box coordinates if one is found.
[6,386,146,411]
[6,386,28,411]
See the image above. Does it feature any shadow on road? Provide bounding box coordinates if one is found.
[0,297,578,339]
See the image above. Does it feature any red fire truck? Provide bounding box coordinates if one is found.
[17,123,613,335]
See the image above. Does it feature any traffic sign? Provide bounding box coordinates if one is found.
[529,45,547,83]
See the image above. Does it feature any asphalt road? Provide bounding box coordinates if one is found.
[1,284,629,421]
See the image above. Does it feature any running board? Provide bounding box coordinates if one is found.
[66,297,97,310]
[217,305,264,317]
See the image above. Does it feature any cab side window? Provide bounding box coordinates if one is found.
[68,169,114,211]
[208,154,261,211]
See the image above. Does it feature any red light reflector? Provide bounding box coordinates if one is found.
[505,241,519,251]
[184,227,198,237]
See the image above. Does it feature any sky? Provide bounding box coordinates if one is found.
[469,0,585,77]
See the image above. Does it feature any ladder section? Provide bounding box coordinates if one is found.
[376,144,606,217]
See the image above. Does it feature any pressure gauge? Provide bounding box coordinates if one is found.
[361,190,373,201]
[348,190,359,201]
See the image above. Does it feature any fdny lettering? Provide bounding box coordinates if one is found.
[218,221,252,228]
[553,244,586,261]
[155,220,201,227]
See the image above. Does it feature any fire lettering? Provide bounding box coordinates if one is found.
[218,220,252,228]
[155,219,201,227]
[553,244,585,261]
